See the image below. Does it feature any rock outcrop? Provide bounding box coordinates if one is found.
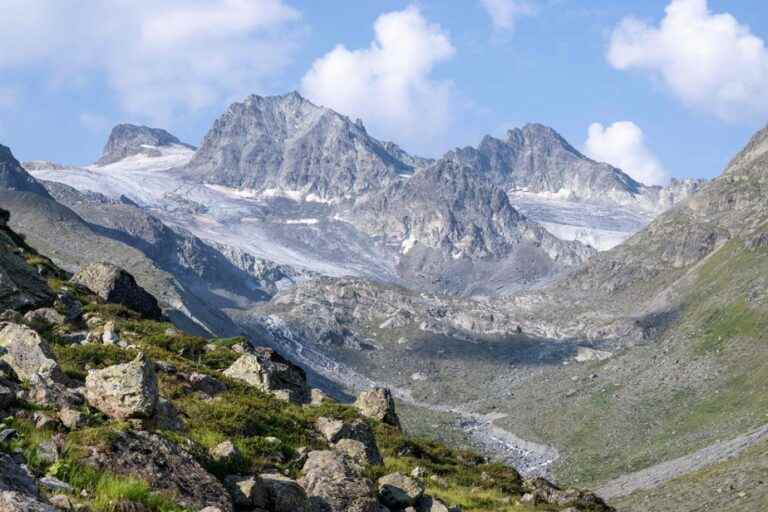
[71,262,162,319]
[84,352,159,419]
[84,430,233,511]
[223,347,310,403]
[355,388,401,428]
[0,323,63,383]
[299,450,378,512]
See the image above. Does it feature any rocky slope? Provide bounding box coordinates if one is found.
[0,211,613,512]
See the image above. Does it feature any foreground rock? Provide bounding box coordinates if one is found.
[355,388,401,428]
[223,347,310,403]
[299,450,378,512]
[0,453,57,511]
[260,473,309,512]
[0,323,63,383]
[315,417,383,466]
[71,262,162,320]
[83,430,233,511]
[377,473,424,509]
[85,352,158,419]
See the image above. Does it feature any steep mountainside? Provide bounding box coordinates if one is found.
[0,144,51,197]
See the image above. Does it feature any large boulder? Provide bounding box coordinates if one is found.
[260,473,309,512]
[298,450,378,512]
[0,323,63,383]
[84,352,158,419]
[521,478,613,511]
[223,348,310,404]
[315,417,382,466]
[223,475,268,509]
[83,430,233,512]
[354,388,401,428]
[377,473,424,509]
[70,262,162,319]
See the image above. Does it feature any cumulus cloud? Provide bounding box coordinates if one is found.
[584,121,669,186]
[480,0,537,31]
[0,0,301,123]
[300,5,457,153]
[607,0,768,121]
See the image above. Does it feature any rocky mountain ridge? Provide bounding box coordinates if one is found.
[97,124,196,166]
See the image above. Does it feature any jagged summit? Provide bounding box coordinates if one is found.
[0,144,51,197]
[446,123,644,199]
[180,92,422,200]
[96,123,196,166]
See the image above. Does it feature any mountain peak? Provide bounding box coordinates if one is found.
[0,144,51,197]
[724,123,768,178]
[96,124,195,166]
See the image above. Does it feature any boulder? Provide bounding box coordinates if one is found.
[223,348,309,404]
[209,440,240,463]
[354,388,401,428]
[299,450,378,512]
[84,352,158,420]
[310,388,333,405]
[0,492,58,512]
[260,473,309,512]
[0,383,15,409]
[58,408,85,430]
[0,323,64,383]
[223,475,268,508]
[83,430,233,512]
[377,473,424,509]
[70,262,162,320]
[315,417,382,465]
[101,320,120,345]
[522,478,613,511]
[23,308,65,326]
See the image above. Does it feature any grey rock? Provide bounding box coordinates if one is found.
[58,408,85,430]
[260,473,309,512]
[83,430,233,512]
[0,492,58,512]
[314,417,382,465]
[414,496,450,512]
[377,473,424,509]
[223,475,268,508]
[84,352,158,420]
[0,144,51,197]
[223,348,309,404]
[38,476,71,493]
[354,387,401,428]
[71,262,162,320]
[0,323,63,383]
[188,372,227,396]
[23,308,65,326]
[298,450,378,512]
[209,441,239,463]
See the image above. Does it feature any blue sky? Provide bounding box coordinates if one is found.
[2,0,768,185]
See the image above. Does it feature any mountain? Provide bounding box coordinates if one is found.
[96,123,196,166]
[181,92,414,201]
[445,124,704,250]
[348,158,595,294]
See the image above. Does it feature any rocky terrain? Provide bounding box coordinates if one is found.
[96,124,196,166]
[0,205,612,511]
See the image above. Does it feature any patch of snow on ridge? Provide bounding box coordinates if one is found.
[285,218,319,225]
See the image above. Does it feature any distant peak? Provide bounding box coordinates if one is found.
[96,124,195,166]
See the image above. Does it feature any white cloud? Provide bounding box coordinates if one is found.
[300,5,457,153]
[0,0,301,123]
[584,121,669,186]
[607,0,768,121]
[480,0,537,31]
